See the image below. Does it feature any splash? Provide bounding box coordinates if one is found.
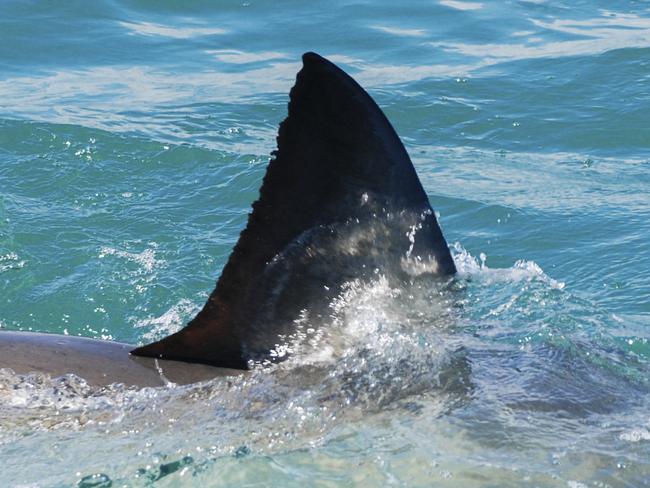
[0,252,25,273]
[451,242,565,289]
[1,242,643,486]
[0,267,463,445]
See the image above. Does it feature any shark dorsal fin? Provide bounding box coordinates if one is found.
[131,52,455,369]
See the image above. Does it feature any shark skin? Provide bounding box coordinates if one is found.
[0,331,242,387]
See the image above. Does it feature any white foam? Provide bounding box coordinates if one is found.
[135,299,200,342]
[98,245,161,273]
[119,21,226,39]
[0,252,26,273]
[567,482,589,488]
[619,427,650,443]
[439,0,483,11]
[451,242,565,289]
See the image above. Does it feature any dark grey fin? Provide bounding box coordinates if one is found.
[131,52,456,369]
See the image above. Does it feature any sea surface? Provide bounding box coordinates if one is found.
[1,1,649,486]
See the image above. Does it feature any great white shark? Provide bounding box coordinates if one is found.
[0,52,456,387]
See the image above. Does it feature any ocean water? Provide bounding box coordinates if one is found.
[1,0,649,486]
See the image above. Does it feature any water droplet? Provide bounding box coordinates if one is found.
[77,473,112,488]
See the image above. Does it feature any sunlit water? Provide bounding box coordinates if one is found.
[1,1,649,486]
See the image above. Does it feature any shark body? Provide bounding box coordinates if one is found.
[0,53,455,387]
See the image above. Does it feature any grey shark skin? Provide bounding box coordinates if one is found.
[1,52,455,387]
[0,331,240,387]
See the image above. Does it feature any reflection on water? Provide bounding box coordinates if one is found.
[119,21,228,39]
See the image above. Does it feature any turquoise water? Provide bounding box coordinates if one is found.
[1,0,649,486]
